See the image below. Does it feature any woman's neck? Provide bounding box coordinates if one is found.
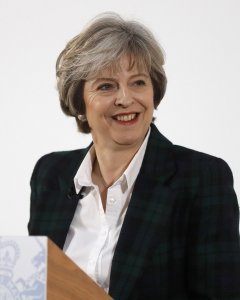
[93,143,141,188]
[91,139,146,211]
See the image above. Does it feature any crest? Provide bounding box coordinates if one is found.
[0,236,46,300]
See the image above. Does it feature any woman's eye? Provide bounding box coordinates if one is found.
[97,83,114,91]
[134,80,146,86]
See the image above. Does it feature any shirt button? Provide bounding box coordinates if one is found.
[109,197,116,204]
[89,259,94,266]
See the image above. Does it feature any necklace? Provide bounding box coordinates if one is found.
[100,173,111,188]
[93,159,112,189]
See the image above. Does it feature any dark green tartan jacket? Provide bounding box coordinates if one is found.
[28,124,240,300]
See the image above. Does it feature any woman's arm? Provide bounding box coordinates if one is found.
[187,157,240,299]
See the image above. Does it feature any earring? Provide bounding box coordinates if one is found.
[77,115,87,122]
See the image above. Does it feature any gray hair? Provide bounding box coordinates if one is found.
[56,12,167,133]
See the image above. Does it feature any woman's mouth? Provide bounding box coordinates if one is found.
[112,113,139,124]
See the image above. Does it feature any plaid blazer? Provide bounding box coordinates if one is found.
[28,124,240,300]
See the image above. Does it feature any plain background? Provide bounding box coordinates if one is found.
[0,0,239,234]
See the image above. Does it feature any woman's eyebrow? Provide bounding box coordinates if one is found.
[91,77,116,86]
[130,73,149,78]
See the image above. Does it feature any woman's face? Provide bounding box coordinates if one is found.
[83,55,154,150]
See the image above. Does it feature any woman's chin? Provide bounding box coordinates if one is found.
[111,134,144,148]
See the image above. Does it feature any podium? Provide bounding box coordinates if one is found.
[0,236,113,299]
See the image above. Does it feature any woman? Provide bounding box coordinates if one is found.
[28,13,240,299]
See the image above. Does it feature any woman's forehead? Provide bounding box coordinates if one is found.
[90,54,150,79]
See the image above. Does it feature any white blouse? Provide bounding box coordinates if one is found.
[63,129,150,292]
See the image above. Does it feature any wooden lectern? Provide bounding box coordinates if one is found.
[0,236,113,300]
[47,239,112,299]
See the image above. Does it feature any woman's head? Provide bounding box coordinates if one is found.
[56,12,167,133]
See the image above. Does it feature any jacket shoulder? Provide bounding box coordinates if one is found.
[171,144,234,185]
[149,124,234,184]
[36,148,87,165]
[31,148,88,183]
[172,143,229,166]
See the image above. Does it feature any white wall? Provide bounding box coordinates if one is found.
[0,0,239,234]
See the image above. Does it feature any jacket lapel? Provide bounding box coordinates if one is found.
[109,124,177,299]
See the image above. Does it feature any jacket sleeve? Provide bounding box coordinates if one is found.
[28,154,49,235]
[187,157,240,299]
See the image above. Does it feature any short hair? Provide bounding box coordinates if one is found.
[56,12,167,133]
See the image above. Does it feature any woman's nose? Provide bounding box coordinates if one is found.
[114,86,133,107]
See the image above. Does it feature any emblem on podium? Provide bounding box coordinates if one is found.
[0,236,46,300]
